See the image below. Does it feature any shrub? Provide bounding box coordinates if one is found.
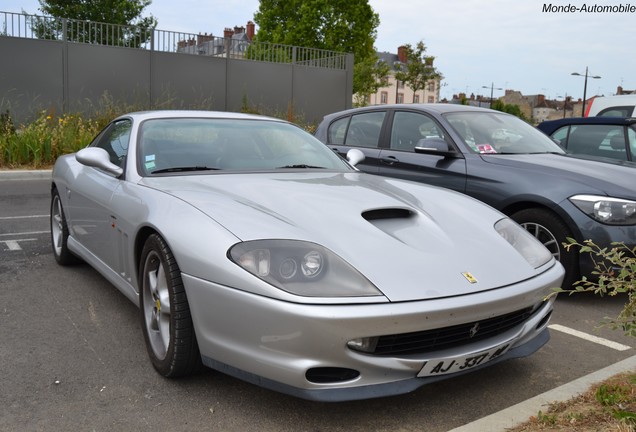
[550,238,636,337]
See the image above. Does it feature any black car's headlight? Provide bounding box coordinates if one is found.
[495,218,553,268]
[229,240,382,297]
[570,195,636,225]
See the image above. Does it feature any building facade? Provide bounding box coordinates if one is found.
[365,46,441,106]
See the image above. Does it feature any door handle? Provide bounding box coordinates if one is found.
[381,156,399,165]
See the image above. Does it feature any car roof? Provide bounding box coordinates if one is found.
[538,116,636,133]
[116,110,284,123]
[320,103,502,120]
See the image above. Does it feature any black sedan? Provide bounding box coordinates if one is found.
[537,116,636,163]
[315,104,636,288]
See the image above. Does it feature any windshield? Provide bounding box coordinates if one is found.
[445,112,565,155]
[138,118,352,175]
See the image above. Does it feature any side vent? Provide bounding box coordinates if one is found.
[362,208,415,221]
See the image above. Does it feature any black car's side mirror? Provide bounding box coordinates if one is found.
[414,137,460,158]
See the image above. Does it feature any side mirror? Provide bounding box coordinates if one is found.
[414,137,459,158]
[346,148,365,167]
[76,147,123,177]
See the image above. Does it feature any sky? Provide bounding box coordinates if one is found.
[3,0,634,101]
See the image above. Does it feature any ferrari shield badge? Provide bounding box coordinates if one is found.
[462,272,478,284]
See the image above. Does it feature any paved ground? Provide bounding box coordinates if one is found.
[1,171,634,431]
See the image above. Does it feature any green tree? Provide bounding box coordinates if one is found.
[394,41,442,103]
[254,0,380,94]
[33,0,157,47]
[353,56,391,107]
[491,100,529,122]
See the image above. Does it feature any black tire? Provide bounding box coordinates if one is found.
[139,234,201,378]
[50,188,80,265]
[510,208,579,289]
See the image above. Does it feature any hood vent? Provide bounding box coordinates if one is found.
[362,208,415,221]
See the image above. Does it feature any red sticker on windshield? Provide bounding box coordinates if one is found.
[477,144,497,154]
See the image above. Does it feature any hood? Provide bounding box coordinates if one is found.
[141,172,554,302]
[481,153,636,198]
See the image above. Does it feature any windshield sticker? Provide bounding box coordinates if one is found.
[477,144,497,154]
[145,154,156,162]
[145,161,156,170]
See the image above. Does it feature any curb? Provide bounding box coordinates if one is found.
[0,170,52,181]
[449,354,636,431]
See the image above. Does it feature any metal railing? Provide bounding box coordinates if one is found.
[1,11,347,69]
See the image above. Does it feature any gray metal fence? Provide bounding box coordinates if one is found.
[0,11,353,125]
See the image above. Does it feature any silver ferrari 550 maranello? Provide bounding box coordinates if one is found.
[50,110,564,402]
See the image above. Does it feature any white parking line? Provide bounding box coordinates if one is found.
[0,230,50,237]
[549,324,631,351]
[0,215,49,220]
[1,239,36,251]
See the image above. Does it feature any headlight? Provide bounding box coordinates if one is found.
[229,240,382,297]
[570,195,636,225]
[495,218,553,268]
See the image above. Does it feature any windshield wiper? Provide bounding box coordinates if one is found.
[276,164,326,169]
[152,166,219,174]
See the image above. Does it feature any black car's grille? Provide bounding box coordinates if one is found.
[372,306,535,356]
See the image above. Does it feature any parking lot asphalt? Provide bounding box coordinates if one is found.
[2,169,635,431]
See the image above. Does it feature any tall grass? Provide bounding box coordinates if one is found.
[0,91,153,169]
[1,94,317,169]
[0,110,105,169]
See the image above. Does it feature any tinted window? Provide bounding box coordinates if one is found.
[629,127,636,158]
[566,124,627,160]
[390,111,443,151]
[550,126,570,148]
[345,112,385,148]
[328,116,349,144]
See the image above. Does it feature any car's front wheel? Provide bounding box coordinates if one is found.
[511,208,578,289]
[50,188,80,265]
[139,234,201,377]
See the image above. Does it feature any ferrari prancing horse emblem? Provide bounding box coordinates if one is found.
[462,272,478,284]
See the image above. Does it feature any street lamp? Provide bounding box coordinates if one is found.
[482,83,503,107]
[571,67,601,116]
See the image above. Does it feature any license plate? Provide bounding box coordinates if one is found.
[417,342,512,377]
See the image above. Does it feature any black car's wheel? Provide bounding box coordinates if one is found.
[511,208,579,289]
[139,234,201,377]
[50,188,80,265]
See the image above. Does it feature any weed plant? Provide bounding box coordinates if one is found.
[0,110,106,169]
[2,95,316,169]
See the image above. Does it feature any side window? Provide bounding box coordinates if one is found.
[550,126,570,148]
[567,124,627,160]
[345,112,385,148]
[629,127,636,160]
[92,119,132,168]
[327,117,349,144]
[390,111,442,151]
[600,127,628,160]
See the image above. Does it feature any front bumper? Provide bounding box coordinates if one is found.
[565,203,636,278]
[183,262,562,401]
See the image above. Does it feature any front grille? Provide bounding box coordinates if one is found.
[373,306,535,356]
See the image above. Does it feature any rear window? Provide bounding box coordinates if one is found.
[597,106,634,117]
